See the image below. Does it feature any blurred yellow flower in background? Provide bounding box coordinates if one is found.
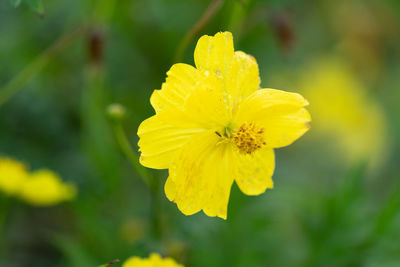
[119,217,147,245]
[0,157,29,195]
[138,32,310,219]
[300,58,387,168]
[122,253,184,267]
[18,169,76,206]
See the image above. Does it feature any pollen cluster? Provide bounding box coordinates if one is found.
[232,122,266,154]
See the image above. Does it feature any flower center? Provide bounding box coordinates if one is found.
[231,122,266,154]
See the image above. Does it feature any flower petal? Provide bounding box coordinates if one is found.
[194,32,234,86]
[122,253,183,267]
[183,71,232,129]
[234,89,311,148]
[233,148,275,196]
[138,115,204,169]
[150,62,231,129]
[150,63,202,126]
[165,131,234,219]
[18,169,76,206]
[228,51,260,109]
[0,158,29,195]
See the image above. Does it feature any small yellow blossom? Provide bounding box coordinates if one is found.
[137,32,310,219]
[18,169,76,206]
[300,58,386,168]
[122,253,183,267]
[0,157,29,195]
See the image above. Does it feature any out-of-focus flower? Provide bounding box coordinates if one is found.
[300,58,387,168]
[18,169,76,206]
[0,157,29,195]
[119,218,147,244]
[166,239,187,264]
[122,253,183,267]
[137,32,310,219]
[107,103,126,121]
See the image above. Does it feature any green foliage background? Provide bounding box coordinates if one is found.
[1,0,400,266]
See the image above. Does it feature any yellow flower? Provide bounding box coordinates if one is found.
[122,253,183,267]
[0,157,29,195]
[300,58,386,168]
[18,169,76,206]
[137,32,310,219]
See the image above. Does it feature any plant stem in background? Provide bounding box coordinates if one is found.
[227,0,251,37]
[149,176,163,240]
[111,122,153,188]
[107,104,163,240]
[82,35,122,190]
[92,0,117,24]
[0,24,87,107]
[173,0,224,63]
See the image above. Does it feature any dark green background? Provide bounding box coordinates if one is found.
[1,0,400,266]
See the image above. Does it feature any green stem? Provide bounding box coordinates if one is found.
[149,176,163,239]
[0,24,87,107]
[226,0,253,39]
[92,0,117,23]
[173,0,224,63]
[110,122,163,239]
[111,123,153,188]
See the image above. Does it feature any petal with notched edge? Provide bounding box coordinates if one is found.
[150,63,202,126]
[233,147,275,196]
[194,32,234,87]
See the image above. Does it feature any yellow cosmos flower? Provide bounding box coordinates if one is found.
[137,32,310,219]
[0,157,29,195]
[122,253,183,267]
[300,58,386,168]
[18,169,76,206]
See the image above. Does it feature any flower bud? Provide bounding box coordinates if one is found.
[107,103,126,121]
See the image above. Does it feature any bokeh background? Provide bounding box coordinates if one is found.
[1,0,400,266]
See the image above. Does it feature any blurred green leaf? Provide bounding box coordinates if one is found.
[24,0,44,15]
[9,0,22,7]
[11,0,45,15]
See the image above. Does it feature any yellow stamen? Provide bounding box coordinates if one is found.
[232,122,266,154]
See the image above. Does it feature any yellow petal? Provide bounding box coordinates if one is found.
[234,89,311,148]
[138,115,204,169]
[194,32,234,87]
[165,131,234,219]
[0,158,29,195]
[150,63,202,126]
[227,51,260,109]
[19,169,76,206]
[150,63,230,129]
[122,253,183,267]
[122,256,143,267]
[233,148,275,196]
[183,70,232,129]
